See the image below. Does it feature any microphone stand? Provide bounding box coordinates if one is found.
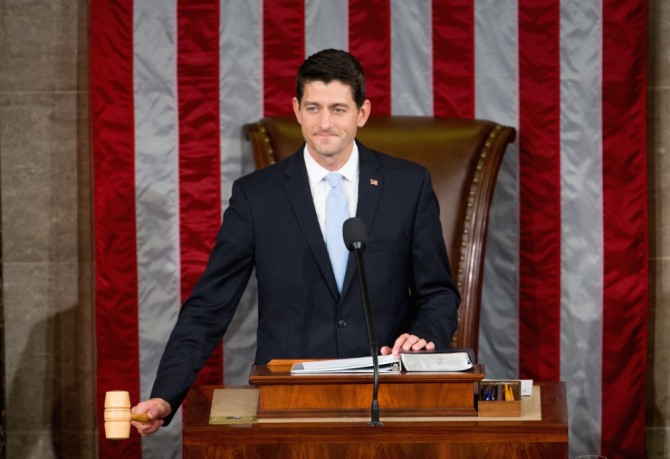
[350,241,383,427]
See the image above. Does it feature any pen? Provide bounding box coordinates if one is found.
[505,384,515,401]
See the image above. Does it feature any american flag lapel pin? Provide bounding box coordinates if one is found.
[370,178,379,186]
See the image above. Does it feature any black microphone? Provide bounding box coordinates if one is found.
[343,217,383,427]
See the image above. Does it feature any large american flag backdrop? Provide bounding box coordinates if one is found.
[91,1,648,458]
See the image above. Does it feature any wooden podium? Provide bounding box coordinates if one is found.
[182,364,569,458]
[248,362,485,418]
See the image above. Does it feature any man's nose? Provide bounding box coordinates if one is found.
[318,111,332,128]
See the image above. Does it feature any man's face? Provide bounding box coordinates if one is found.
[292,80,371,170]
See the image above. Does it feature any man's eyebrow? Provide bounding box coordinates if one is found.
[302,101,349,108]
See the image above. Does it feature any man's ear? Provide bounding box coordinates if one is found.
[357,99,372,128]
[292,97,302,124]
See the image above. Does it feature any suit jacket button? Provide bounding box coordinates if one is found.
[338,320,347,328]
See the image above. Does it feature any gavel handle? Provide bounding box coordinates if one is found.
[130,413,150,423]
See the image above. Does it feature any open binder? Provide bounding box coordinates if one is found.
[289,350,473,375]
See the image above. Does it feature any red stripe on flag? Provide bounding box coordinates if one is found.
[601,1,648,457]
[177,0,223,385]
[263,0,305,116]
[432,0,475,118]
[90,0,141,457]
[349,0,391,115]
[517,0,562,381]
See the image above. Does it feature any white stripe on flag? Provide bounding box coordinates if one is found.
[220,0,263,386]
[559,0,603,454]
[475,0,520,379]
[390,0,432,116]
[133,0,183,457]
[305,0,348,56]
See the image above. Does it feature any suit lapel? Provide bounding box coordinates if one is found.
[341,143,383,295]
[282,151,341,298]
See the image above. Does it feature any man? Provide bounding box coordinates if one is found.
[132,49,460,435]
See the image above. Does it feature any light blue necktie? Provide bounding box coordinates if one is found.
[325,172,349,292]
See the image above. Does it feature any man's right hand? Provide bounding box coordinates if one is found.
[130,398,172,436]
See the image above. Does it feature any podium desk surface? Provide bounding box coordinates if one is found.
[182,381,568,459]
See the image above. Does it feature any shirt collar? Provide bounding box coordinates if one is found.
[304,142,359,187]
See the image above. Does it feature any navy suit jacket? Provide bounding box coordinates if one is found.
[151,141,460,417]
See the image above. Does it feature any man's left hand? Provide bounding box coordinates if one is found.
[380,333,435,356]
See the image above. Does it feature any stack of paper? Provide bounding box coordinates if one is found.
[400,351,473,372]
[290,355,401,374]
[289,350,473,374]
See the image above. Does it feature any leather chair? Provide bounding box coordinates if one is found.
[244,116,516,358]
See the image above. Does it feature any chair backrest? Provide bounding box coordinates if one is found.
[244,116,516,358]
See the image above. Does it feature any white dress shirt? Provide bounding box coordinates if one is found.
[303,144,359,240]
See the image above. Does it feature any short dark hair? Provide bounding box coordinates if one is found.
[296,49,366,108]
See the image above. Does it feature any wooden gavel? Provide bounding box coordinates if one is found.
[104,391,150,439]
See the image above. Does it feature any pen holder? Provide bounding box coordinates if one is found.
[477,380,522,417]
